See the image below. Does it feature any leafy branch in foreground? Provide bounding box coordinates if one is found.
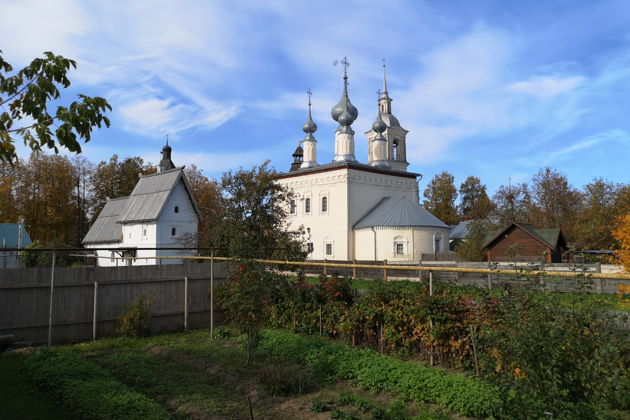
[0,50,111,163]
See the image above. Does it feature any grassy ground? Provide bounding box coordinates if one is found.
[3,330,457,420]
[0,352,66,419]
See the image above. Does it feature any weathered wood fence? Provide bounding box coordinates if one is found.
[0,262,228,345]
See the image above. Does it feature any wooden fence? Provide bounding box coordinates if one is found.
[0,262,228,345]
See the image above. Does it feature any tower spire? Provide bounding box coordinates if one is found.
[300,88,319,169]
[380,59,390,99]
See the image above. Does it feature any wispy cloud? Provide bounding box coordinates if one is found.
[509,75,586,99]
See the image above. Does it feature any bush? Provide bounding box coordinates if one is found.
[116,294,154,338]
[24,347,169,419]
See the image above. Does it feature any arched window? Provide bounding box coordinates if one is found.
[289,200,296,214]
[305,198,311,214]
[392,140,399,160]
[321,196,328,213]
[174,205,179,213]
[433,233,443,253]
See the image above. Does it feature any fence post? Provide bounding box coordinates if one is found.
[487,273,492,290]
[323,259,328,276]
[418,260,422,283]
[429,270,433,296]
[319,305,322,336]
[48,250,56,347]
[92,281,98,341]
[210,251,214,339]
[383,259,388,281]
[184,276,188,331]
[352,259,357,279]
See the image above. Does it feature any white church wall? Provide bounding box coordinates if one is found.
[120,223,158,265]
[278,169,350,260]
[354,226,451,262]
[156,179,198,263]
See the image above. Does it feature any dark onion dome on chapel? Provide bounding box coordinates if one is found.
[331,68,358,126]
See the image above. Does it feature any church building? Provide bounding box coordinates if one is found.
[83,144,200,266]
[276,61,449,262]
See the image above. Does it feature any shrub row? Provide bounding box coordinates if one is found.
[259,330,502,418]
[24,347,170,419]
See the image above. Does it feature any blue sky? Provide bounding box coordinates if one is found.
[2,0,630,194]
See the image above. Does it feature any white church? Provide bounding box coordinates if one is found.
[276,61,449,262]
[83,144,200,266]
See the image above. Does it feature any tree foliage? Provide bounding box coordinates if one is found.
[0,51,111,163]
[613,212,630,272]
[492,182,535,228]
[458,176,494,220]
[423,171,459,225]
[183,165,220,250]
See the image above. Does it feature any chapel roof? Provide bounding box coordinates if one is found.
[0,223,32,248]
[353,196,449,229]
[82,197,128,244]
[277,160,420,180]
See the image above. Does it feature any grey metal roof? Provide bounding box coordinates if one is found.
[449,220,474,240]
[354,196,449,229]
[119,167,197,223]
[82,197,128,244]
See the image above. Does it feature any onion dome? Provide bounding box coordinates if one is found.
[331,65,358,126]
[303,90,317,140]
[372,111,386,134]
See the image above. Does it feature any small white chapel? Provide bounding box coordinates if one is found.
[276,60,449,262]
[83,144,200,266]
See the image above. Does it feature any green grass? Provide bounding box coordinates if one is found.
[6,330,464,419]
[0,352,67,420]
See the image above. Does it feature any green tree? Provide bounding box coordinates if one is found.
[492,182,534,227]
[530,167,581,240]
[215,162,306,364]
[183,165,220,250]
[423,171,459,225]
[573,179,619,250]
[458,176,494,220]
[454,219,490,261]
[0,51,111,163]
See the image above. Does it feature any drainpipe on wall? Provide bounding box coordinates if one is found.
[371,227,377,261]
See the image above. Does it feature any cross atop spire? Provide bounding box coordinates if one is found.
[341,56,350,78]
[165,133,169,146]
[307,88,312,106]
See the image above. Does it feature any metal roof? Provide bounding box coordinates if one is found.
[449,220,474,240]
[277,160,420,179]
[353,196,449,229]
[483,223,563,249]
[82,197,127,244]
[0,223,32,248]
[118,167,197,223]
[83,167,201,244]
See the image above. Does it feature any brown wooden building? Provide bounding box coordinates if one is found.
[484,223,568,263]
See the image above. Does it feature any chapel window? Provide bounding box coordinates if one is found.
[290,200,296,214]
[171,227,177,236]
[393,140,399,160]
[325,243,333,256]
[321,196,328,213]
[174,206,179,213]
[305,198,311,214]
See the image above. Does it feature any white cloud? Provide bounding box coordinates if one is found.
[510,75,586,99]
[547,129,630,160]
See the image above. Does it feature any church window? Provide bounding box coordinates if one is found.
[290,200,296,214]
[321,196,328,213]
[307,242,314,253]
[305,198,311,214]
[393,236,407,255]
[142,225,147,238]
[325,243,333,256]
[171,227,177,236]
[174,206,179,213]
[392,140,399,160]
[434,235,442,253]
[110,252,115,263]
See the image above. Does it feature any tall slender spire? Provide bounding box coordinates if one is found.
[380,59,390,100]
[301,89,319,168]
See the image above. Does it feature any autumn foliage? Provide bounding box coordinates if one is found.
[613,212,630,272]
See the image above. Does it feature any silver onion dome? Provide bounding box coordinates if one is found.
[372,111,387,134]
[331,74,358,125]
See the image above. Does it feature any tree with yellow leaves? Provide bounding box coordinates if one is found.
[613,212,630,272]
